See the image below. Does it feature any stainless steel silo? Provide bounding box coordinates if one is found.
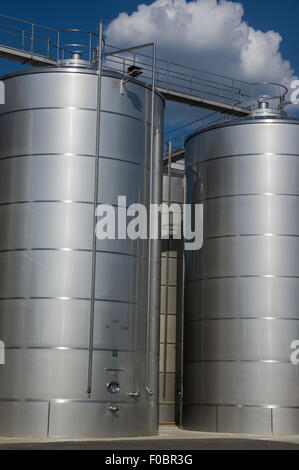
[183,106,299,435]
[0,61,164,437]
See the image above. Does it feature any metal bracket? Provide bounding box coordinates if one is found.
[129,392,140,398]
[120,77,134,95]
[108,404,119,413]
[146,387,154,397]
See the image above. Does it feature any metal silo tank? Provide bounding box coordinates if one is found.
[0,63,164,437]
[183,107,299,435]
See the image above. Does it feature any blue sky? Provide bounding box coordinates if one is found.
[0,0,298,77]
[234,0,299,74]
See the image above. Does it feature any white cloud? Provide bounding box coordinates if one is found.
[105,0,299,125]
[105,0,296,87]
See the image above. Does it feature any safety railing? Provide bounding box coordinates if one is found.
[103,42,288,115]
[163,81,288,160]
[57,29,99,64]
[104,42,247,107]
[0,14,288,112]
[0,13,99,65]
[164,112,236,159]
[0,13,59,59]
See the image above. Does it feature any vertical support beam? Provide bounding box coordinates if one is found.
[147,127,163,427]
[88,32,92,67]
[162,141,172,400]
[57,31,60,62]
[87,20,103,396]
[145,43,157,396]
[30,23,34,55]
[179,173,186,427]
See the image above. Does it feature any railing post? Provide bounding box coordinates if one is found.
[30,23,34,54]
[199,71,203,95]
[89,32,92,66]
[47,37,50,58]
[232,79,235,104]
[22,30,25,50]
[57,31,60,62]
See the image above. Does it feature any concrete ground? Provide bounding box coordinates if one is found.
[1,426,299,449]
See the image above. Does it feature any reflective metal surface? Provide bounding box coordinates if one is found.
[0,66,164,437]
[159,174,184,424]
[183,116,299,435]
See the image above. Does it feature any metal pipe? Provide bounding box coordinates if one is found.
[87,20,103,397]
[145,42,157,395]
[162,141,172,400]
[103,42,155,57]
[146,127,163,410]
[0,13,59,31]
[179,173,186,427]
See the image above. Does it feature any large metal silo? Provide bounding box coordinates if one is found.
[183,106,299,435]
[0,62,164,437]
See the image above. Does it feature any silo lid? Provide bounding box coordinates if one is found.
[249,101,284,119]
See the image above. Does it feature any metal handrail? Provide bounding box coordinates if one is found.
[59,43,91,52]
[104,58,243,105]
[165,111,220,136]
[104,41,289,109]
[0,22,51,40]
[0,12,59,31]
[164,112,237,157]
[59,28,98,36]
[0,14,58,59]
[0,26,53,44]
[103,42,275,111]
[0,13,288,115]
[105,41,254,86]
[104,57,244,104]
[0,15,101,64]
[251,81,288,101]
